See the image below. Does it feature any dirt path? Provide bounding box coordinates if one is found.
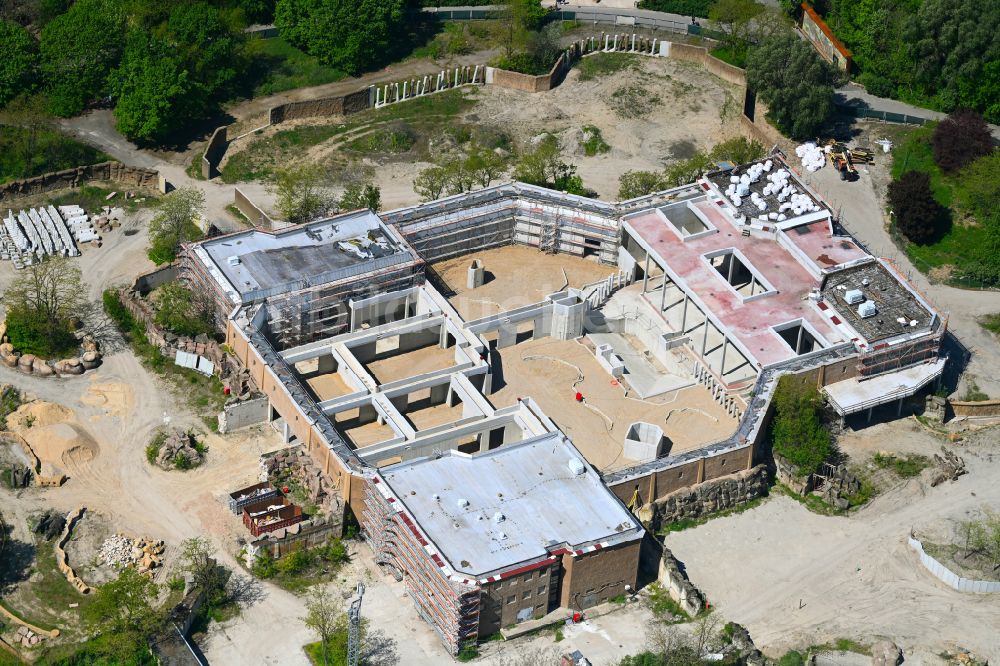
[665,424,1000,659]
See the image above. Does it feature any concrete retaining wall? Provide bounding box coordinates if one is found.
[202,126,228,180]
[950,399,1000,418]
[234,187,275,228]
[269,89,370,124]
[908,536,1000,593]
[489,54,566,93]
[218,395,269,433]
[0,162,160,201]
[668,42,746,87]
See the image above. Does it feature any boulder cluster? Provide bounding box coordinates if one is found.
[32,509,67,540]
[0,333,102,378]
[152,430,205,470]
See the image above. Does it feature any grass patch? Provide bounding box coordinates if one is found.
[710,46,746,68]
[186,152,206,181]
[246,37,347,97]
[0,124,110,185]
[457,645,480,662]
[222,88,475,183]
[226,205,252,227]
[979,313,1000,335]
[581,125,610,157]
[48,184,159,215]
[609,85,661,119]
[346,123,416,155]
[810,638,870,655]
[645,582,690,623]
[961,380,989,401]
[250,539,349,593]
[0,385,23,430]
[575,52,634,82]
[872,452,931,479]
[774,483,845,516]
[657,495,769,535]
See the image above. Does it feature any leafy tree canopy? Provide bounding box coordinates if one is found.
[39,0,125,117]
[0,20,35,107]
[932,109,994,173]
[770,376,832,474]
[889,170,949,245]
[746,34,838,139]
[111,31,194,142]
[274,0,406,76]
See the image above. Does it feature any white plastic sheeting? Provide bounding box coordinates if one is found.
[795,142,826,171]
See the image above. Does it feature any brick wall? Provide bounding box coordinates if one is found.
[559,541,640,610]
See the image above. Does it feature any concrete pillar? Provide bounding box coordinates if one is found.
[604,34,610,50]
[282,420,290,444]
[482,371,492,395]
[631,34,636,51]
[439,323,449,349]
[430,383,449,405]
[455,68,459,87]
[359,403,378,423]
[701,319,710,357]
[897,398,904,416]
[402,81,408,99]
[867,406,873,422]
[660,270,668,311]
[720,338,729,376]
[642,252,650,293]
[552,302,586,340]
[795,325,804,354]
[467,259,485,289]
[727,254,736,285]
[681,294,689,333]
[390,394,408,413]
[651,38,657,55]
[479,432,489,452]
[472,65,480,83]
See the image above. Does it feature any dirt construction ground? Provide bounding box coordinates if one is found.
[666,420,1000,661]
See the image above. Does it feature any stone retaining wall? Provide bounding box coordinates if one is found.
[268,88,370,124]
[950,399,1000,418]
[0,162,159,201]
[488,54,566,93]
[218,395,269,433]
[644,464,768,531]
[658,546,704,616]
[55,507,90,594]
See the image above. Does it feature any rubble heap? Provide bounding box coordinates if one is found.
[262,445,342,515]
[98,534,165,574]
[32,509,66,540]
[13,625,46,648]
[930,447,967,486]
[152,429,205,470]
[7,463,32,489]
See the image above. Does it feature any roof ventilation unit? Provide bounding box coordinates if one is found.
[858,301,878,318]
[226,255,240,266]
[492,512,506,524]
[844,289,864,305]
[568,458,586,476]
[457,498,470,509]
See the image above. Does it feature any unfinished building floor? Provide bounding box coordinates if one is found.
[431,245,617,321]
[303,372,355,402]
[488,337,737,472]
[362,344,457,384]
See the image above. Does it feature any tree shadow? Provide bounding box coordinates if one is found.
[0,522,36,595]
[226,573,268,610]
[364,628,399,666]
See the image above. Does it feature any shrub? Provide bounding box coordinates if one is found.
[770,376,831,475]
[4,307,78,358]
[933,109,994,173]
[276,546,313,575]
[779,650,805,666]
[709,137,766,165]
[618,170,669,200]
[889,171,949,245]
[153,282,215,338]
[581,125,610,157]
[252,551,277,579]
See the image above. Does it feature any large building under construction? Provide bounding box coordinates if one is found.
[183,153,945,653]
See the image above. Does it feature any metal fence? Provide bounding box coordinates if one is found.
[908,536,1000,593]
[420,6,692,33]
[834,104,931,126]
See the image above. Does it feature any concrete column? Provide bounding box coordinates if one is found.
[897,398,904,416]
[642,252,650,293]
[479,432,489,452]
[727,254,735,285]
[631,34,636,51]
[282,420,290,443]
[439,323,449,349]
[359,403,379,422]
[681,294,689,333]
[660,270,668,311]
[482,371,492,395]
[795,325,804,354]
[402,81,408,99]
[701,319,710,357]
[867,406,873,422]
[430,383,449,405]
[720,338,729,376]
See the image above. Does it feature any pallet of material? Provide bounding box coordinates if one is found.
[227,481,280,514]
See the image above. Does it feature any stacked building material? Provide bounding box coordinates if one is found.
[0,204,88,266]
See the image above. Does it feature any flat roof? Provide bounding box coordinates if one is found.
[199,211,409,298]
[625,198,848,368]
[824,357,945,415]
[821,260,935,343]
[379,435,643,578]
[786,219,868,270]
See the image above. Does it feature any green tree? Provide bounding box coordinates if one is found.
[770,376,831,474]
[496,0,548,57]
[514,135,585,195]
[888,171,949,245]
[665,152,714,186]
[302,585,340,666]
[0,20,35,108]
[179,537,229,608]
[339,182,382,212]
[413,164,450,202]
[111,31,193,142]
[3,256,86,358]
[465,145,509,188]
[709,137,766,165]
[618,170,669,200]
[39,0,124,117]
[84,567,162,661]
[932,110,994,173]
[153,282,215,337]
[746,34,838,139]
[272,163,336,224]
[274,0,406,76]
[709,0,764,62]
[148,187,205,264]
[167,2,244,101]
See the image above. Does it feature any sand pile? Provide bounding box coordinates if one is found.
[7,401,100,472]
[6,401,74,430]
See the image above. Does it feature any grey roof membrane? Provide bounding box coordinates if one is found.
[381,435,643,578]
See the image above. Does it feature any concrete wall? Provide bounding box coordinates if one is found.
[950,399,1000,418]
[234,187,275,228]
[250,517,343,558]
[489,54,566,93]
[132,264,179,296]
[218,395,269,433]
[269,89,370,124]
[559,540,640,610]
[0,162,159,201]
[202,126,228,180]
[666,42,746,87]
[658,546,704,617]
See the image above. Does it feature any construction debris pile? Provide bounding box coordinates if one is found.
[795,142,826,171]
[12,626,47,648]
[0,205,105,268]
[929,448,966,486]
[98,534,165,574]
[151,429,205,470]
